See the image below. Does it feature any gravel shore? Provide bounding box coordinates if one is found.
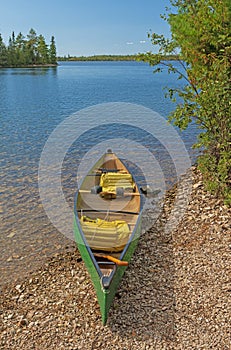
[1,167,230,350]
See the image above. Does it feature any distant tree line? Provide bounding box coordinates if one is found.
[0,29,57,67]
[57,54,137,61]
[57,54,178,62]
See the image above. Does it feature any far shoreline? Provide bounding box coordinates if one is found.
[57,54,179,62]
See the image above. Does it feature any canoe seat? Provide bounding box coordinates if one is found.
[80,216,130,252]
[99,172,135,195]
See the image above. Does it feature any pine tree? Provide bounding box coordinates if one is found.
[49,36,57,64]
[15,32,26,65]
[37,35,49,64]
[26,28,38,64]
[0,34,8,66]
[8,32,17,66]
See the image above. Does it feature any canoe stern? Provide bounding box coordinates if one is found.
[73,213,142,325]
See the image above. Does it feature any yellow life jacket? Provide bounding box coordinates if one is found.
[100,172,134,194]
[80,216,130,252]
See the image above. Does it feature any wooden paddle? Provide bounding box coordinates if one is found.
[94,253,128,266]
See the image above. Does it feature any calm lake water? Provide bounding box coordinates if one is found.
[0,61,199,285]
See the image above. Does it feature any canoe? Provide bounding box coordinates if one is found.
[73,149,142,325]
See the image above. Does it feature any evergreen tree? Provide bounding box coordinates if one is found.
[12,31,15,45]
[15,32,26,65]
[0,34,8,66]
[49,36,57,64]
[8,32,17,66]
[26,28,38,64]
[37,35,49,64]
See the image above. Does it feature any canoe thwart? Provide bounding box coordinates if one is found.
[79,189,140,196]
[76,208,140,215]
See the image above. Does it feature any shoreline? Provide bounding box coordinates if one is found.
[1,166,230,349]
[57,54,179,62]
[0,64,58,69]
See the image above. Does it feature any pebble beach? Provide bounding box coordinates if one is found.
[1,167,230,350]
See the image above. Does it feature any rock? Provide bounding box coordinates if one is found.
[193,181,203,189]
[7,231,16,238]
[15,284,22,292]
[12,254,21,259]
[18,317,28,327]
[27,311,34,319]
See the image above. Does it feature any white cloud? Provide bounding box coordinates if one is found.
[140,40,146,44]
[126,42,134,45]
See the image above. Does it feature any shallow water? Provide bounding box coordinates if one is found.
[0,61,199,285]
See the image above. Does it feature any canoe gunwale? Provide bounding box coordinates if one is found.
[74,190,104,279]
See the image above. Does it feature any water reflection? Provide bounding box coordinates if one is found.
[0,66,57,76]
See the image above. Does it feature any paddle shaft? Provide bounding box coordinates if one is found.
[94,253,128,266]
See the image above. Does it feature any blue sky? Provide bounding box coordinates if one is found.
[0,0,171,56]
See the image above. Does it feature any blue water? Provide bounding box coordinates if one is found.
[0,61,199,283]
